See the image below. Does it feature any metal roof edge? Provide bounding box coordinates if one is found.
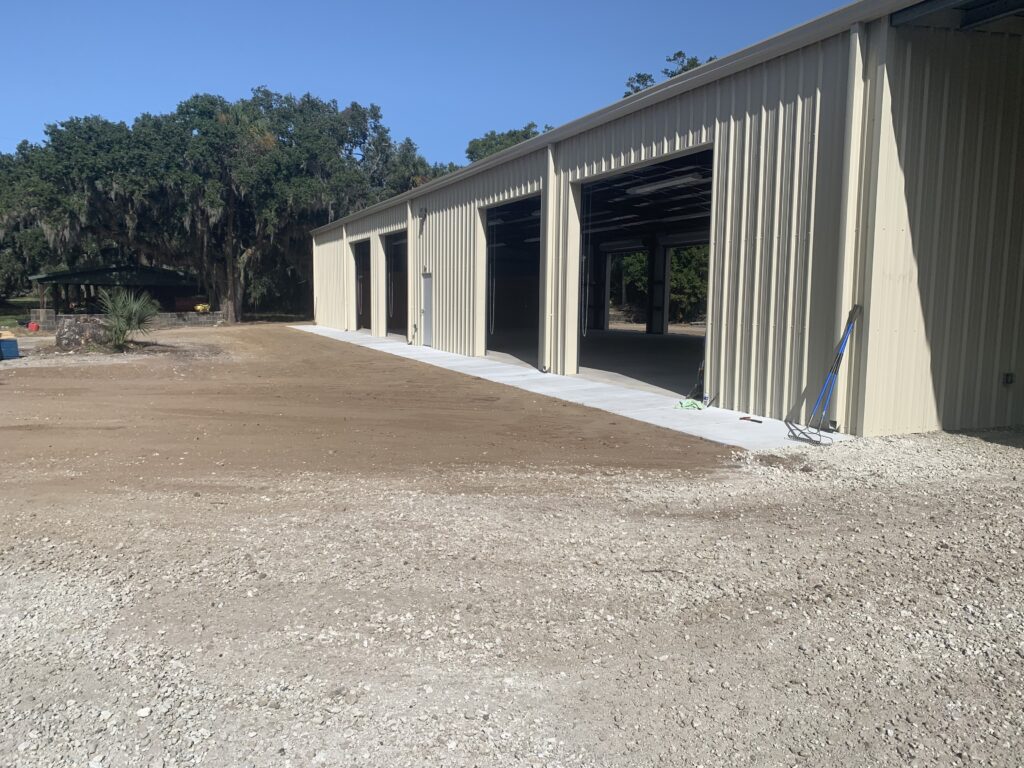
[312,0,914,238]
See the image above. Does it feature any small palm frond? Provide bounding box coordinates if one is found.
[98,288,161,349]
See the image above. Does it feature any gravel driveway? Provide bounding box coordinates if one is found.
[1,327,1021,766]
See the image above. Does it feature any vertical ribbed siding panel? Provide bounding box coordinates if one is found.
[341,205,407,338]
[803,40,847,424]
[764,56,786,417]
[327,37,851,426]
[550,34,850,422]
[860,26,1024,434]
[408,151,546,356]
[343,205,407,243]
[705,85,725,403]
[369,231,386,337]
[712,106,731,406]
[901,35,935,432]
[799,49,823,418]
[734,73,754,411]
[312,234,325,323]
[712,92,734,407]
[312,228,345,330]
[972,40,1007,429]
[405,202,415,340]
[751,66,771,415]
[997,41,1024,428]
[727,82,745,412]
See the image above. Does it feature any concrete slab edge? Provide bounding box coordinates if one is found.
[290,325,849,452]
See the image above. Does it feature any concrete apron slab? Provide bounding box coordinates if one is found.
[292,326,848,452]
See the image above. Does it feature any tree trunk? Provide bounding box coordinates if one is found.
[237,263,248,322]
[223,255,240,323]
[222,194,243,323]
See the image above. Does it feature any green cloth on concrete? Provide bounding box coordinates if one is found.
[676,398,706,411]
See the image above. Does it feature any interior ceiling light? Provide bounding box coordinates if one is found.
[600,240,645,252]
[625,172,704,196]
[656,211,711,224]
[584,224,639,235]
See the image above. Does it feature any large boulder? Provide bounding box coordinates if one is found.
[56,316,110,350]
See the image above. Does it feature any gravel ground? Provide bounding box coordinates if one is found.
[1,329,1022,766]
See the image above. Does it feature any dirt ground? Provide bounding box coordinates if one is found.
[1,325,1022,767]
[0,325,724,478]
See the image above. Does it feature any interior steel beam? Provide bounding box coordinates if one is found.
[960,0,1024,29]
[891,0,963,26]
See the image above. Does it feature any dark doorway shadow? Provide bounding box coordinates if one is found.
[579,328,705,396]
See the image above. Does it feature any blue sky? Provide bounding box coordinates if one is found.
[1,0,848,164]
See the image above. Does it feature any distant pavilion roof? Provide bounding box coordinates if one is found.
[28,264,197,288]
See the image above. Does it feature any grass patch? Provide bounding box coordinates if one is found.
[0,296,39,328]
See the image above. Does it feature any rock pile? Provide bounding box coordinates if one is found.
[55,316,109,350]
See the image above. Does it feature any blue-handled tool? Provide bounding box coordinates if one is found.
[808,304,861,434]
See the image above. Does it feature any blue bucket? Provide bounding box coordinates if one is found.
[0,338,20,360]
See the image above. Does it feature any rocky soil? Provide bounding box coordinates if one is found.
[1,327,1021,766]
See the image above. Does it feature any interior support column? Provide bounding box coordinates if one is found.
[600,252,611,331]
[581,243,602,333]
[645,237,670,335]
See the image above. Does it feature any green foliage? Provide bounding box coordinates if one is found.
[612,246,708,323]
[662,51,717,78]
[0,87,454,321]
[623,73,657,97]
[465,122,552,163]
[669,245,709,322]
[98,288,160,348]
[620,252,649,295]
[0,248,26,301]
[624,49,716,96]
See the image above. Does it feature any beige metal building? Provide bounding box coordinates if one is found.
[312,0,1024,437]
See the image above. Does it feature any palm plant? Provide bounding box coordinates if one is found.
[98,288,160,349]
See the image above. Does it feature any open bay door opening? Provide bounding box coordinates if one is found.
[578,149,713,397]
[384,231,408,339]
[352,239,371,332]
[485,196,542,368]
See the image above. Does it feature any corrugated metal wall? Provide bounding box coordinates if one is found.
[312,8,1022,436]
[312,205,408,336]
[312,227,346,329]
[720,41,847,425]
[317,38,852,425]
[312,154,545,352]
[408,152,546,355]
[549,34,851,423]
[857,23,1024,435]
[345,206,407,338]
